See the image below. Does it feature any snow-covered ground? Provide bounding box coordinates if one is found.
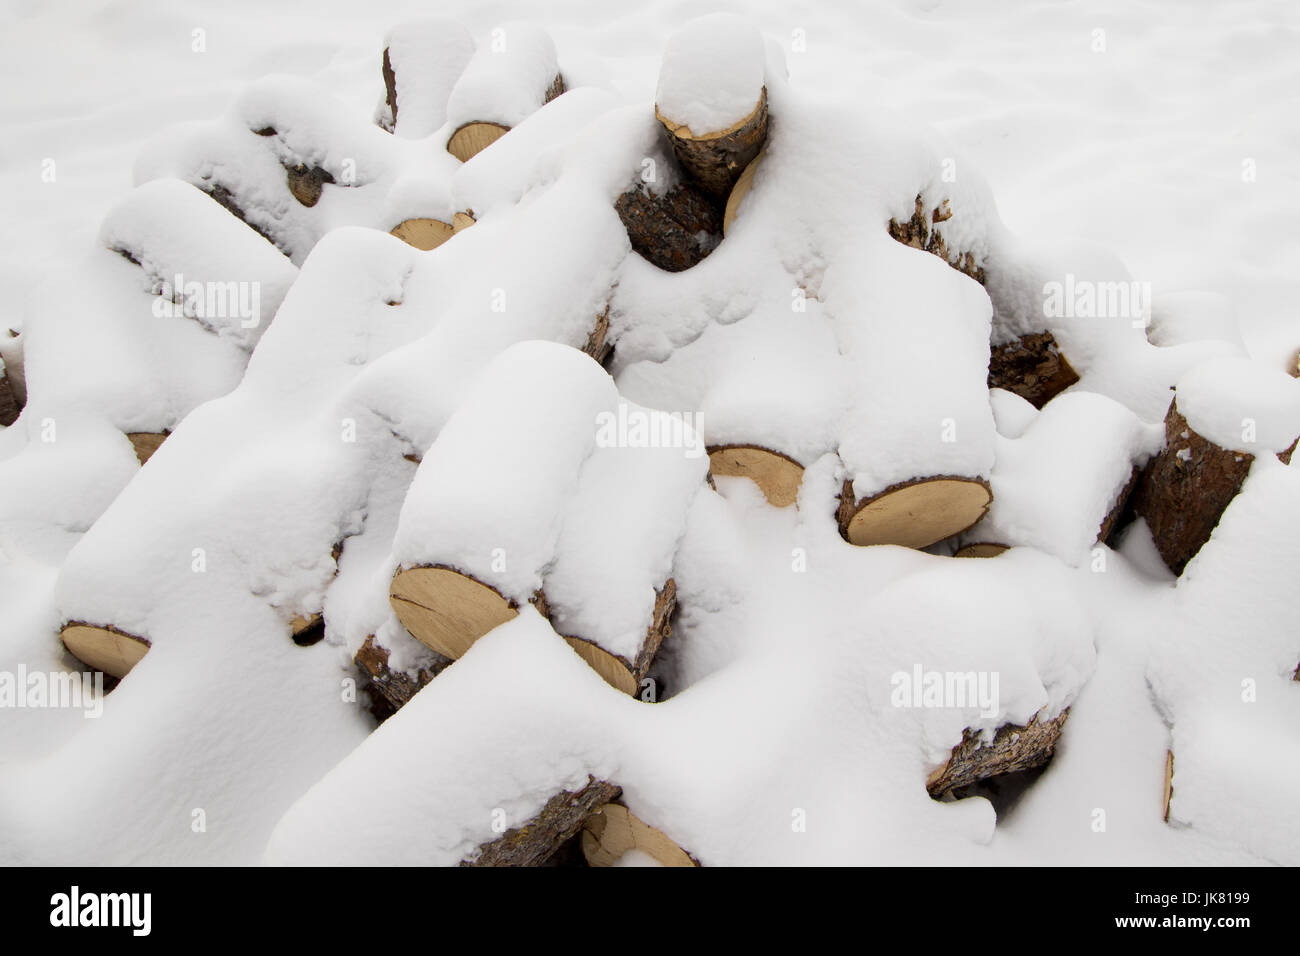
[1,0,1298,866]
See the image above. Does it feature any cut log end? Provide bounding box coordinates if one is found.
[988,331,1080,409]
[722,153,761,235]
[839,476,992,549]
[558,578,675,696]
[127,432,167,466]
[466,775,618,867]
[286,164,334,207]
[452,211,476,233]
[656,89,768,199]
[389,565,519,660]
[953,542,1008,558]
[60,623,150,679]
[447,122,510,162]
[708,445,804,508]
[581,802,697,867]
[927,710,1069,798]
[390,218,455,251]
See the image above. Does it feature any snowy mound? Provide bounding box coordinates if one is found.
[2,12,1297,869]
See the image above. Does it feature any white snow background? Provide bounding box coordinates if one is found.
[1,0,1298,865]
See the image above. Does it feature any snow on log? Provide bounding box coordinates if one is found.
[265,610,622,866]
[926,709,1069,798]
[581,801,698,867]
[389,342,705,693]
[956,392,1161,565]
[101,178,298,352]
[835,242,996,548]
[378,18,475,138]
[654,15,769,199]
[1130,357,1300,575]
[444,22,564,162]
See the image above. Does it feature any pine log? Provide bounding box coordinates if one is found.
[988,331,1080,409]
[888,195,986,285]
[446,74,565,163]
[464,775,619,867]
[1130,402,1295,575]
[389,566,674,696]
[708,445,804,508]
[354,634,451,720]
[616,179,723,272]
[581,801,698,867]
[926,709,1069,798]
[126,432,168,466]
[655,88,768,199]
[60,622,150,680]
[389,218,455,251]
[838,476,992,549]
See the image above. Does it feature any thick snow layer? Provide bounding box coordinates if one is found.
[655,14,766,134]
[444,21,561,132]
[1147,457,1300,864]
[1175,356,1300,454]
[3,2,1299,869]
[383,18,476,139]
[99,179,298,351]
[966,392,1162,565]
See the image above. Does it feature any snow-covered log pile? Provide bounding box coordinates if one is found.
[3,12,1298,868]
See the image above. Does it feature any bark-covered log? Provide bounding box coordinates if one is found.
[656,88,768,200]
[285,163,335,207]
[988,331,1081,409]
[581,800,698,867]
[0,365,20,427]
[1129,402,1293,575]
[354,634,450,720]
[463,775,620,867]
[927,709,1069,798]
[616,180,723,272]
[888,195,986,285]
[838,475,992,549]
[708,445,804,508]
[582,306,612,366]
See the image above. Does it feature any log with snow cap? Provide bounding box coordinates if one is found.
[834,240,996,549]
[136,75,408,263]
[57,228,426,678]
[388,341,707,693]
[654,14,769,200]
[443,22,564,163]
[955,391,1163,565]
[1130,356,1300,575]
[378,18,475,139]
